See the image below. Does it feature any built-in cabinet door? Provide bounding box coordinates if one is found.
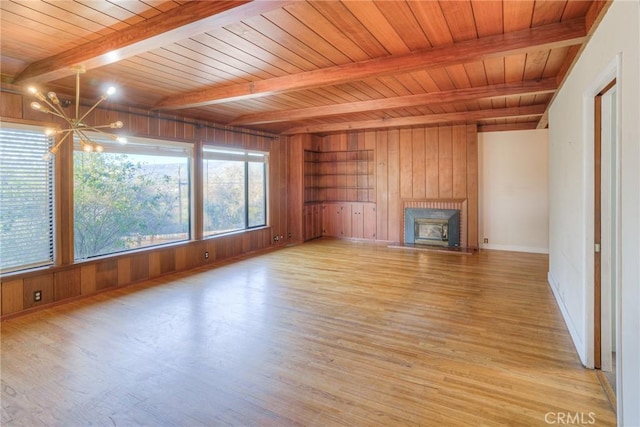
[312,204,322,238]
[351,203,364,239]
[323,203,342,237]
[340,203,352,238]
[304,205,313,241]
[363,204,376,239]
[322,204,329,236]
[304,203,323,241]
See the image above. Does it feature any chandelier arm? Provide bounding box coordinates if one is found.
[49,100,75,125]
[87,123,119,130]
[77,96,108,126]
[49,128,74,138]
[38,98,57,112]
[74,127,94,144]
[86,126,119,141]
[44,109,68,121]
[36,97,69,121]
[50,132,73,154]
[75,69,81,120]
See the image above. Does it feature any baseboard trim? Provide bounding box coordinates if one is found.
[480,243,548,254]
[547,271,588,366]
[596,369,617,413]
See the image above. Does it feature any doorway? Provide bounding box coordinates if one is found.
[594,79,618,408]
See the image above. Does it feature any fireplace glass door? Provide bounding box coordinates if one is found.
[414,219,449,246]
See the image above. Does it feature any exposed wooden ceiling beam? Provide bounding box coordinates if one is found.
[14,1,293,84]
[536,0,612,129]
[155,19,586,110]
[282,105,547,135]
[585,0,611,34]
[230,78,558,126]
[478,123,539,133]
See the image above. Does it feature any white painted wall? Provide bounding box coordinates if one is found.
[478,129,549,254]
[547,0,640,425]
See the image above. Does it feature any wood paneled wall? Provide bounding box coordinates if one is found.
[321,125,478,246]
[0,88,289,318]
[288,133,322,242]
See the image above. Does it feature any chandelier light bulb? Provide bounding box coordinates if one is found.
[110,121,123,128]
[30,102,50,113]
[42,152,52,161]
[116,137,128,145]
[95,145,104,153]
[44,128,58,136]
[106,86,116,96]
[47,92,60,104]
[28,87,46,101]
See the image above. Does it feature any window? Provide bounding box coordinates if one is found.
[203,147,267,236]
[74,135,191,259]
[248,158,266,227]
[0,123,54,272]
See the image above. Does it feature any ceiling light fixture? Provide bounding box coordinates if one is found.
[27,66,127,160]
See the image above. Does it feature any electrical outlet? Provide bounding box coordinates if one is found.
[483,238,489,244]
[34,290,42,302]
[274,235,279,242]
[204,251,209,259]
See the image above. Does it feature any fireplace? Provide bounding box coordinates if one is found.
[404,208,460,247]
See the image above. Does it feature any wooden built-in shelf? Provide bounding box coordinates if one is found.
[304,149,375,203]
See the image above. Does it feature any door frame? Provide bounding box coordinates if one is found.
[594,79,617,370]
[582,55,619,373]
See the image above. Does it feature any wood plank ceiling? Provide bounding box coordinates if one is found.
[0,0,609,136]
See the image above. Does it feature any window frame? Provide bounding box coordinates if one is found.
[72,132,194,260]
[201,145,269,238]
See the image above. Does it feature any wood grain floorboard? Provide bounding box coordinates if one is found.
[1,239,615,426]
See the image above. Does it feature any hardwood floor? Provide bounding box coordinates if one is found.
[1,239,615,426]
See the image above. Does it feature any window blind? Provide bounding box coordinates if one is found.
[0,123,54,272]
